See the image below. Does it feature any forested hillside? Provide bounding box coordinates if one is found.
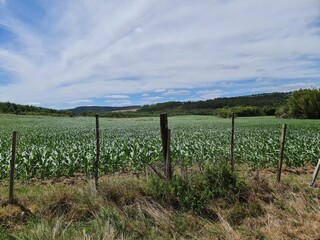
[0,92,291,117]
[139,93,291,115]
[0,102,69,116]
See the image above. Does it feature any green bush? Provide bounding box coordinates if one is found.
[275,106,289,118]
[215,106,275,118]
[0,227,11,239]
[146,163,247,211]
[287,88,320,119]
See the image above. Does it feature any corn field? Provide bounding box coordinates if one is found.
[0,115,319,179]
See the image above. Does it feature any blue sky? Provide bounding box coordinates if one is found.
[0,0,319,109]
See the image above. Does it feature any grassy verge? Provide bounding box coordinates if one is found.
[0,164,319,240]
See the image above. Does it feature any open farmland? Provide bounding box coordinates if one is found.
[0,114,319,180]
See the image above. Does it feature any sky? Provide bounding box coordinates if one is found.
[0,0,319,109]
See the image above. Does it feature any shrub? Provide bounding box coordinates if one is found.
[215,106,266,118]
[287,88,320,119]
[146,163,247,211]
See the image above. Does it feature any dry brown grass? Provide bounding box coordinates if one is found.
[257,172,320,240]
[0,168,319,239]
[231,168,320,240]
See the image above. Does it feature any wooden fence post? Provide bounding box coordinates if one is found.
[277,124,287,182]
[166,129,172,180]
[310,159,320,187]
[9,131,17,204]
[231,113,235,171]
[160,113,169,172]
[94,114,100,190]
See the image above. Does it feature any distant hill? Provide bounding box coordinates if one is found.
[68,105,141,113]
[139,92,291,112]
[0,102,140,116]
[0,102,68,116]
[0,92,291,117]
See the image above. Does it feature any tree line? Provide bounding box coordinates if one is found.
[276,88,320,119]
[139,92,290,117]
[0,102,72,116]
[139,90,320,119]
[1,89,319,119]
[140,92,290,112]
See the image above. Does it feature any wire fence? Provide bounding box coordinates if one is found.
[0,115,319,182]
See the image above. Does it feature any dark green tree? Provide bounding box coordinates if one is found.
[287,88,320,119]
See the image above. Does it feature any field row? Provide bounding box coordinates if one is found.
[0,115,319,179]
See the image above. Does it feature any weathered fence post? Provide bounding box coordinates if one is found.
[9,131,17,204]
[94,114,100,190]
[231,113,235,171]
[160,113,169,173]
[277,124,287,182]
[166,129,172,180]
[310,159,320,187]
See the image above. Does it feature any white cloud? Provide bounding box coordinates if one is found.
[197,90,224,100]
[180,98,202,102]
[154,89,166,93]
[49,105,59,109]
[68,99,93,104]
[104,95,130,99]
[134,27,143,34]
[24,102,40,106]
[251,82,319,93]
[142,93,149,97]
[143,96,163,101]
[104,99,133,107]
[162,89,191,96]
[0,0,319,106]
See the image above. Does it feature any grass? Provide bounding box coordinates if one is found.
[0,164,319,239]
